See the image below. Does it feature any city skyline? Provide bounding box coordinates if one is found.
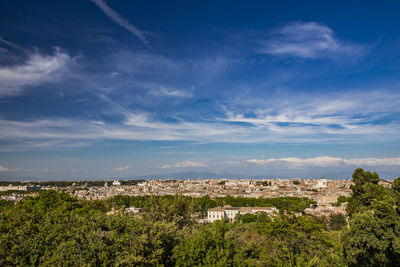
[0,0,400,179]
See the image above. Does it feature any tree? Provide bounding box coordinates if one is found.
[346,168,390,217]
[173,219,235,266]
[393,177,400,215]
[342,169,400,266]
[342,207,400,266]
[240,213,257,223]
[328,213,347,231]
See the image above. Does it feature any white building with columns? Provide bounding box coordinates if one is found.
[207,206,277,222]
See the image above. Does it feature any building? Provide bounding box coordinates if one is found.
[207,206,278,222]
[112,180,121,186]
[207,207,226,222]
[224,206,241,221]
[314,179,327,189]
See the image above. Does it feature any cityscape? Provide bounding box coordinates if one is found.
[1,177,394,220]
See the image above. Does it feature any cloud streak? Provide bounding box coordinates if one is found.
[247,157,400,168]
[162,160,207,169]
[0,99,398,150]
[0,165,22,172]
[0,48,72,96]
[149,87,193,98]
[112,165,131,171]
[223,89,400,138]
[0,35,22,50]
[259,21,364,60]
[90,0,149,46]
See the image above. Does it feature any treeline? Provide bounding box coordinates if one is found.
[0,190,30,196]
[104,195,315,215]
[0,168,399,266]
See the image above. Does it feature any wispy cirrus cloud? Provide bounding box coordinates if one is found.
[90,0,149,46]
[0,165,22,172]
[0,165,9,172]
[0,48,73,96]
[112,165,131,171]
[258,21,365,60]
[224,89,400,134]
[0,94,399,150]
[149,87,193,98]
[162,160,207,169]
[0,35,22,50]
[247,156,400,168]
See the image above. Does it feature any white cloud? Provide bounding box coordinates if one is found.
[0,165,9,172]
[259,21,364,60]
[162,160,207,169]
[0,165,22,172]
[0,105,398,150]
[123,113,171,129]
[343,158,400,167]
[0,89,399,150]
[247,157,400,168]
[0,48,72,96]
[149,87,193,98]
[90,0,149,46]
[223,89,400,139]
[112,165,131,171]
[225,112,353,127]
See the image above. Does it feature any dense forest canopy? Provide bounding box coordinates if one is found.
[0,168,399,266]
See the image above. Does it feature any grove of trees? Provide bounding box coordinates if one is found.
[0,168,399,266]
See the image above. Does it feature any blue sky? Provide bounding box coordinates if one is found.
[0,0,400,179]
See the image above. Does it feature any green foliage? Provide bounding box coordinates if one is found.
[342,208,400,266]
[332,195,350,207]
[247,215,345,266]
[0,190,347,266]
[173,219,235,266]
[174,214,346,266]
[4,169,400,266]
[104,194,315,215]
[328,213,347,231]
[393,177,400,215]
[0,190,29,196]
[347,168,390,217]
[107,216,180,265]
[240,213,258,223]
[0,199,13,212]
[260,181,271,186]
[342,168,400,266]
[0,191,110,266]
[213,196,315,213]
